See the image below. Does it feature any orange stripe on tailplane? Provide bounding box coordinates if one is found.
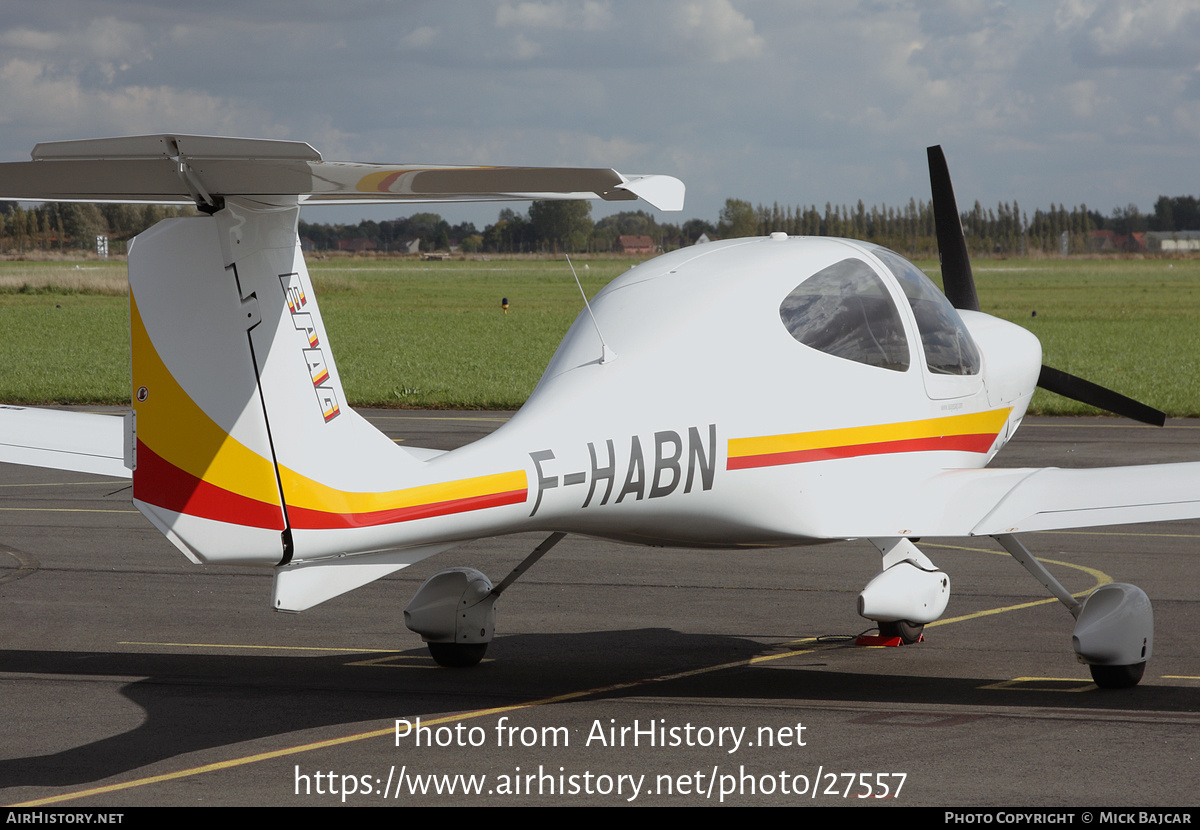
[727,409,1012,471]
[353,166,498,195]
[354,169,415,193]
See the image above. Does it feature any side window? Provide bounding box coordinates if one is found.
[779,258,910,371]
[872,247,981,376]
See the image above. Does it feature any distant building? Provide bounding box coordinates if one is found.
[336,237,377,253]
[1146,231,1200,253]
[1088,230,1146,253]
[615,234,656,254]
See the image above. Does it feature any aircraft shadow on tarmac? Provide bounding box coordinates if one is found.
[0,626,1186,790]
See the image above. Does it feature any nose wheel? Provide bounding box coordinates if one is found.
[427,642,489,668]
[877,620,924,644]
[1088,662,1145,690]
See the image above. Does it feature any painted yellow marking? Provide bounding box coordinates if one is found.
[1162,675,1200,681]
[1041,529,1200,539]
[348,654,473,668]
[0,507,138,514]
[748,639,821,665]
[922,542,1110,628]
[11,728,401,808]
[931,596,1063,627]
[9,638,826,807]
[10,544,1117,807]
[368,415,511,423]
[0,480,127,487]
[980,678,1096,692]
[0,544,37,585]
[119,641,398,654]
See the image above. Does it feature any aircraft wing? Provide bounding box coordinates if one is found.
[839,462,1200,539]
[969,463,1200,534]
[0,134,685,210]
[788,456,1200,540]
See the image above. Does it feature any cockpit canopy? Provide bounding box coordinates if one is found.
[779,246,980,376]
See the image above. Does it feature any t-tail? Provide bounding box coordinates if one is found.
[0,134,685,610]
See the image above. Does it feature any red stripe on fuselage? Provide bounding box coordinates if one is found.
[286,488,528,530]
[726,432,998,470]
[134,441,528,531]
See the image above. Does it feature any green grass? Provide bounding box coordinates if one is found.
[0,259,128,295]
[3,255,1199,414]
[0,293,132,403]
[929,259,1200,416]
[312,259,622,408]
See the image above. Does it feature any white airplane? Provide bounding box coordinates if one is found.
[0,135,1193,689]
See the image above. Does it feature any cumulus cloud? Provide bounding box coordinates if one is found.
[400,26,439,50]
[1069,0,1200,69]
[0,17,152,82]
[0,1,1195,222]
[495,1,613,31]
[670,0,764,63]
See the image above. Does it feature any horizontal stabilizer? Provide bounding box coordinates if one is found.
[612,174,686,212]
[272,544,455,611]
[0,134,685,210]
[0,406,131,478]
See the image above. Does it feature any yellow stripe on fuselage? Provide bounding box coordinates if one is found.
[728,408,1012,459]
[278,467,526,516]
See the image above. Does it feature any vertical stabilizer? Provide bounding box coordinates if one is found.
[130,215,288,565]
[130,199,431,567]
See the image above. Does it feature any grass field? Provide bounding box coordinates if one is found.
[3,254,1199,415]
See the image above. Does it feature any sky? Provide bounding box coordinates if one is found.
[1,0,1198,230]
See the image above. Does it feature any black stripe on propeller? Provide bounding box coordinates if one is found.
[927,145,1165,427]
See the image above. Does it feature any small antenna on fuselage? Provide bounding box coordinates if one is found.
[566,255,615,364]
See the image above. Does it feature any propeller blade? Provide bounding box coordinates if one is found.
[1037,365,1166,426]
[926,146,1165,427]
[927,145,980,312]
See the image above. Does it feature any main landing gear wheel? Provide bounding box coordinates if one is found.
[427,642,488,668]
[878,620,924,644]
[1089,662,1145,689]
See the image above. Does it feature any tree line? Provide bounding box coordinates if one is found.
[0,201,197,254]
[2,193,1198,258]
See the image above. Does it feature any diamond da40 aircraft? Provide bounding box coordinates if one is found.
[0,135,1193,688]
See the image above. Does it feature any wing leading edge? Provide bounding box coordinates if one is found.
[850,462,1200,539]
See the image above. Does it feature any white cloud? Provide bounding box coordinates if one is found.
[671,0,764,63]
[0,1,1196,223]
[1073,0,1200,68]
[0,55,284,141]
[495,1,612,30]
[400,26,439,50]
[0,17,151,70]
